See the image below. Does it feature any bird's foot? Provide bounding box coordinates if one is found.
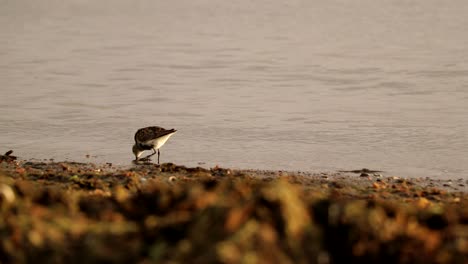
[133,156,152,164]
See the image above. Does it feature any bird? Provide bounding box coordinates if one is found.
[132,126,177,164]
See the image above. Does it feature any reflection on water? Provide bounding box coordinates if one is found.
[1,0,468,179]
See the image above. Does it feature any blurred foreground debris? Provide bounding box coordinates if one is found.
[0,161,466,263]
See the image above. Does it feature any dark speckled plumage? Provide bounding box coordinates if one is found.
[134,126,177,145]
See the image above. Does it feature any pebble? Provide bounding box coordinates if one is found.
[169,176,177,182]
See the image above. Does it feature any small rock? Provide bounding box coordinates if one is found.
[360,173,369,177]
[168,176,177,182]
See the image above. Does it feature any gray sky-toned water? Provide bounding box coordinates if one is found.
[1,0,467,179]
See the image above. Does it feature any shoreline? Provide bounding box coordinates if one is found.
[4,150,464,182]
[2,154,467,193]
[1,157,467,263]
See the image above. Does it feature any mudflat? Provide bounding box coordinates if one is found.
[0,157,467,263]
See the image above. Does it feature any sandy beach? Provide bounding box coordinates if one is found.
[1,153,467,263]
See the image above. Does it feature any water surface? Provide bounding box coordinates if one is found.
[1,0,468,179]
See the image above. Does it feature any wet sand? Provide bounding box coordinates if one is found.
[0,156,467,263]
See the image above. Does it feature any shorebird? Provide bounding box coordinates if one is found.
[132,126,177,164]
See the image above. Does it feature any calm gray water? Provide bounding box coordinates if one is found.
[1,0,468,179]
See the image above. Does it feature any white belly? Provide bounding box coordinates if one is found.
[148,132,176,149]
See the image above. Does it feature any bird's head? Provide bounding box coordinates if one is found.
[132,144,144,160]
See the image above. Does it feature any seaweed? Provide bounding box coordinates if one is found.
[0,161,467,263]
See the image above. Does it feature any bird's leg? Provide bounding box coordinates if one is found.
[143,149,157,160]
[157,149,160,165]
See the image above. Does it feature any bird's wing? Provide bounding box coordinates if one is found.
[135,126,177,143]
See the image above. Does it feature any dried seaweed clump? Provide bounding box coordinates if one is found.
[0,163,467,263]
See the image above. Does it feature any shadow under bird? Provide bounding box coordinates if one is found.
[132,126,177,164]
